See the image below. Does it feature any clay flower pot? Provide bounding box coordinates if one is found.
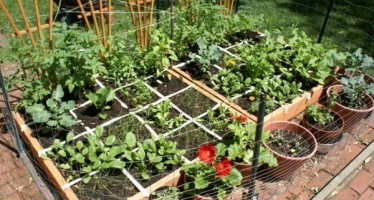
[326,85,374,133]
[263,121,317,180]
[301,107,344,143]
[193,188,243,200]
[233,162,253,184]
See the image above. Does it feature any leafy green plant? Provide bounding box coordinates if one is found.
[45,127,126,183]
[183,144,242,200]
[25,85,76,131]
[140,29,178,78]
[333,74,374,109]
[102,39,139,86]
[151,186,181,200]
[119,82,153,108]
[220,122,277,167]
[85,87,115,119]
[305,105,334,126]
[210,69,251,96]
[343,48,374,72]
[130,136,185,180]
[189,37,222,74]
[144,100,186,130]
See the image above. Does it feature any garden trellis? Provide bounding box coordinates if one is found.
[0,0,373,200]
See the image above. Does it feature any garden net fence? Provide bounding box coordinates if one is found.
[0,0,373,200]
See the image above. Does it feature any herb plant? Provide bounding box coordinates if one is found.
[119,82,153,108]
[85,87,115,119]
[144,100,186,130]
[151,186,181,200]
[130,136,185,180]
[26,85,76,131]
[305,105,334,126]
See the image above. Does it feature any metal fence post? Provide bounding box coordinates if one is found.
[248,93,266,199]
[317,0,335,43]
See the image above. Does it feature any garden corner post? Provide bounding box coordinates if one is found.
[317,0,334,43]
[248,93,266,200]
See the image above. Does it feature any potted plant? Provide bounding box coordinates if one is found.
[263,121,317,180]
[219,117,277,183]
[150,186,181,200]
[332,48,374,85]
[301,104,344,143]
[182,144,243,200]
[327,74,374,133]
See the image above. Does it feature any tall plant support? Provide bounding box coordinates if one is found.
[219,0,235,15]
[178,0,189,8]
[317,0,334,43]
[0,0,55,48]
[0,0,112,49]
[77,0,112,48]
[128,0,155,49]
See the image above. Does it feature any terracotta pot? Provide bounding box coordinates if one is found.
[263,121,317,180]
[233,162,252,184]
[193,188,243,200]
[330,67,374,86]
[326,85,374,133]
[317,132,344,154]
[301,107,344,143]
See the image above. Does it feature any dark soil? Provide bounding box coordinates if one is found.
[139,106,187,135]
[266,130,312,157]
[224,29,264,46]
[305,115,343,131]
[171,88,216,118]
[181,62,220,83]
[335,92,369,110]
[115,86,160,111]
[167,124,218,160]
[102,115,152,144]
[73,171,138,200]
[74,99,129,128]
[234,95,279,116]
[150,76,189,96]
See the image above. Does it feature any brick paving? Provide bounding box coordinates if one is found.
[0,124,44,200]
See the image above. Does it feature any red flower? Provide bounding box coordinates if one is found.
[198,144,216,164]
[214,158,232,177]
[229,114,248,122]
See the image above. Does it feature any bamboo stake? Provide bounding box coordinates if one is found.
[88,0,101,38]
[33,0,43,41]
[77,0,92,30]
[108,0,112,44]
[128,0,138,42]
[136,0,144,48]
[148,0,154,46]
[99,0,106,47]
[17,0,36,46]
[142,0,147,47]
[48,0,53,49]
[0,0,23,41]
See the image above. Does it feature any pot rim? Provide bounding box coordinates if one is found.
[326,84,374,112]
[302,106,345,134]
[263,121,318,161]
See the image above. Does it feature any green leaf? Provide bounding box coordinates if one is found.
[105,88,115,102]
[82,176,91,184]
[98,113,107,119]
[95,126,103,137]
[59,115,76,128]
[66,132,74,143]
[46,120,58,127]
[32,111,51,123]
[141,172,150,180]
[52,85,64,101]
[46,99,57,110]
[26,104,45,113]
[82,166,92,173]
[110,159,125,169]
[76,141,84,150]
[215,143,226,157]
[58,150,67,157]
[125,132,137,148]
[75,153,85,164]
[105,135,116,146]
